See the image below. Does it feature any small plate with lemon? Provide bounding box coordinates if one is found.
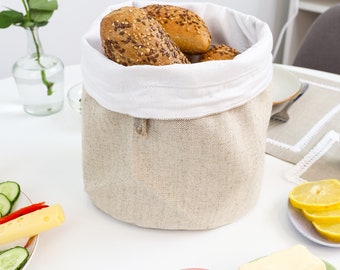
[288,179,340,248]
[288,203,340,248]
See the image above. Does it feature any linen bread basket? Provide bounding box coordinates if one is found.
[81,1,273,230]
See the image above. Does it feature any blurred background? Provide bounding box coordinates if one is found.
[0,0,289,78]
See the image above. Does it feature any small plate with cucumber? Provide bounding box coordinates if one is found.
[0,181,38,270]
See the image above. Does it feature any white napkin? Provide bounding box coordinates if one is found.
[81,1,273,119]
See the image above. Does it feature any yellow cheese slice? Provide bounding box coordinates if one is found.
[0,204,65,245]
[238,245,326,270]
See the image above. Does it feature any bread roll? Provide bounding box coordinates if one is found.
[199,44,240,62]
[142,4,211,55]
[100,6,190,66]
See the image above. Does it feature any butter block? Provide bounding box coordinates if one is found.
[239,245,326,270]
[0,204,65,245]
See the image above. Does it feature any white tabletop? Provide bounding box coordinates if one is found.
[0,65,339,270]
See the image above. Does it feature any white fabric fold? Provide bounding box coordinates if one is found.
[81,1,273,119]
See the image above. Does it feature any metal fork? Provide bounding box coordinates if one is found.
[271,83,309,122]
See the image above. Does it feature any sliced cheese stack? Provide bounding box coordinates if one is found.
[0,204,65,245]
[238,245,326,270]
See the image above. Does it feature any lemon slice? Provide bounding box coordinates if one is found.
[313,222,340,242]
[303,208,340,223]
[289,179,340,211]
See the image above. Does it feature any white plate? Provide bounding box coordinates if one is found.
[273,64,301,105]
[0,192,39,269]
[287,201,340,248]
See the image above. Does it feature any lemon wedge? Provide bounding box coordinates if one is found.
[303,208,340,223]
[289,179,340,211]
[313,222,340,242]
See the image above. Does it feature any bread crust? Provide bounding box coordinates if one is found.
[142,4,211,55]
[100,6,190,66]
[199,44,240,62]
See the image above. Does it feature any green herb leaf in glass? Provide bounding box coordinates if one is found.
[0,0,58,95]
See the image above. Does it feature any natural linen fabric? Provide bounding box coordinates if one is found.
[82,87,272,230]
[81,1,273,230]
[267,70,340,181]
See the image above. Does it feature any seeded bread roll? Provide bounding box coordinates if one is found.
[100,6,190,66]
[142,4,211,55]
[199,44,240,62]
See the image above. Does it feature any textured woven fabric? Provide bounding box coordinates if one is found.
[267,70,340,182]
[82,86,272,230]
[81,1,273,230]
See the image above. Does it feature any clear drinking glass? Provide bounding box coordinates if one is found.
[67,82,82,113]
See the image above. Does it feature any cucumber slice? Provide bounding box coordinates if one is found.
[0,246,29,270]
[323,260,336,270]
[0,193,12,217]
[0,181,21,204]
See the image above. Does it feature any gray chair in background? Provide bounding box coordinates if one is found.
[293,4,340,75]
